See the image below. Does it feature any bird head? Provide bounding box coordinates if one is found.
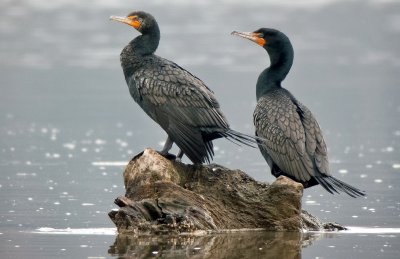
[110,11,157,34]
[231,28,290,54]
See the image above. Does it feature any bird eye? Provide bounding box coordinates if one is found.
[128,15,142,23]
[258,33,264,38]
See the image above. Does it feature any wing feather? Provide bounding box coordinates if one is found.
[130,57,229,129]
[254,89,318,182]
[296,102,330,176]
[126,56,229,163]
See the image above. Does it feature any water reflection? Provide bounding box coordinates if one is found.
[108,231,319,259]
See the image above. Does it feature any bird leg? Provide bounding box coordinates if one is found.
[175,149,184,162]
[157,136,176,160]
[160,136,173,154]
[271,164,284,178]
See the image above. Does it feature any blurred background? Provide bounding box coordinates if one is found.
[1,0,399,258]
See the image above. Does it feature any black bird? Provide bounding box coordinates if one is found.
[110,11,256,164]
[232,28,365,197]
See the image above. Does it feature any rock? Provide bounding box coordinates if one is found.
[109,148,332,235]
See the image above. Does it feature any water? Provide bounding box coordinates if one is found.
[1,0,399,258]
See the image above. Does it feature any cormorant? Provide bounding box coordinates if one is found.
[110,11,256,164]
[232,28,365,197]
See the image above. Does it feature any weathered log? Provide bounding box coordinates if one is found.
[109,148,338,235]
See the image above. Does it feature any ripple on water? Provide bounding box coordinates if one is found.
[91,161,127,166]
[381,147,394,152]
[81,203,94,206]
[63,143,76,150]
[33,227,116,235]
[94,139,106,145]
[16,172,37,177]
[343,227,400,234]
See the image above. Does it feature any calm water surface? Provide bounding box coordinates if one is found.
[1,0,399,258]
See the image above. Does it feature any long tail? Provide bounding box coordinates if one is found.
[221,129,261,148]
[185,128,262,164]
[314,175,366,198]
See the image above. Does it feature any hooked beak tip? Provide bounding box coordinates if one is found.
[109,15,125,23]
[230,31,266,47]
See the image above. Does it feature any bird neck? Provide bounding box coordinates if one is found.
[256,43,294,100]
[130,27,160,56]
[120,27,160,78]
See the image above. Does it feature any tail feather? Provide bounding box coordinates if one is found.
[314,176,337,195]
[222,129,260,148]
[172,126,262,164]
[169,122,211,164]
[315,175,366,198]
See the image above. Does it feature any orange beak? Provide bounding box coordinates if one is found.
[110,15,141,30]
[231,31,266,47]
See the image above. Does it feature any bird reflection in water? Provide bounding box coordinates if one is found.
[108,231,321,259]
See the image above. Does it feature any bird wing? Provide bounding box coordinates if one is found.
[127,56,229,163]
[254,89,326,182]
[129,56,229,129]
[296,102,330,176]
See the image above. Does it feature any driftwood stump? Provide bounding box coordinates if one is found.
[109,148,331,235]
